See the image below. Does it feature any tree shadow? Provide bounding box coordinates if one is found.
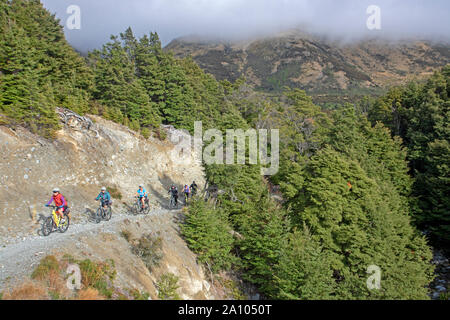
[85,207,97,223]
[35,213,47,236]
[147,173,183,210]
[122,201,137,216]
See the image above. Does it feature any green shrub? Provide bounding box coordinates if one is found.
[108,186,122,200]
[120,230,132,242]
[157,273,180,300]
[130,234,163,272]
[129,288,150,300]
[0,114,11,125]
[77,258,116,299]
[141,127,151,139]
[49,290,64,300]
[220,278,246,300]
[156,127,167,141]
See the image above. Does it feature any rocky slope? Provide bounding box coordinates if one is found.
[165,30,450,103]
[0,109,204,240]
[0,110,243,299]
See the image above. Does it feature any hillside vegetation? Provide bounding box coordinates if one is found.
[1,0,448,299]
[364,66,450,247]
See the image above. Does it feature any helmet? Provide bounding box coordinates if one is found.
[52,188,60,193]
[101,187,106,191]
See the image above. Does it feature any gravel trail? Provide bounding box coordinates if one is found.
[0,206,176,289]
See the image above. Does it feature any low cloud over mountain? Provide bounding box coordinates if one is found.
[42,0,450,52]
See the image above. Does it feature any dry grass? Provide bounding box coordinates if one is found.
[47,269,70,299]
[6,255,118,301]
[120,229,132,242]
[2,281,48,300]
[77,288,104,300]
[31,207,37,223]
[31,255,60,280]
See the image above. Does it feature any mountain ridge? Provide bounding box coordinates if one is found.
[165,30,450,104]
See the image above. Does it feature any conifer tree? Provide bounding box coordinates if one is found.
[274,228,336,300]
[181,200,235,272]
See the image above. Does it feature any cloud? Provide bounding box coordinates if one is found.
[41,0,450,52]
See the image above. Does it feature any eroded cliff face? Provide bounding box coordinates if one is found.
[0,111,238,300]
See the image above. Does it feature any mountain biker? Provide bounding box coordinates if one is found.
[183,184,190,202]
[190,181,198,196]
[136,185,149,209]
[168,184,178,205]
[95,187,111,208]
[45,188,68,220]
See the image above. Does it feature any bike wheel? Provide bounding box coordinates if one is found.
[104,206,112,221]
[142,198,149,214]
[42,217,53,237]
[133,202,140,215]
[59,214,70,233]
[95,208,102,223]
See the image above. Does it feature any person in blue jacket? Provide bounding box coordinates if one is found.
[95,187,112,209]
[136,184,149,209]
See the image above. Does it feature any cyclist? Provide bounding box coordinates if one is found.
[190,181,198,196]
[183,184,190,203]
[168,184,178,206]
[95,187,111,209]
[45,188,68,220]
[136,185,149,210]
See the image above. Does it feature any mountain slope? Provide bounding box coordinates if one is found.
[165,31,450,103]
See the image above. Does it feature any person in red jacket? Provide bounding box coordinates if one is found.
[45,188,68,220]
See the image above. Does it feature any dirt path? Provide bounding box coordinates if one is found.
[0,206,178,289]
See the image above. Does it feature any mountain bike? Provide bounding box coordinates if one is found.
[133,196,150,215]
[42,205,70,236]
[169,195,178,209]
[95,200,112,223]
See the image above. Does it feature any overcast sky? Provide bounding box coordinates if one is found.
[41,0,450,52]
